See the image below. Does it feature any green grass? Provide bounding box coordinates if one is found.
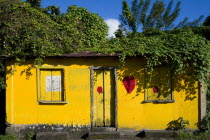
[0,135,17,140]
[176,130,210,140]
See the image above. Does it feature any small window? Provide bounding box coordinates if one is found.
[37,67,67,103]
[144,66,174,103]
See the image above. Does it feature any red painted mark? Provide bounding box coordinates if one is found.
[123,76,135,94]
[153,86,159,93]
[97,86,103,93]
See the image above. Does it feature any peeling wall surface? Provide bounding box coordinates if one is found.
[6,57,199,131]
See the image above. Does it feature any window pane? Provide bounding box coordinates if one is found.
[40,69,64,101]
[51,70,63,101]
[145,67,172,100]
[40,70,52,101]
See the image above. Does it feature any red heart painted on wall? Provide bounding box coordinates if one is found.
[123,76,135,94]
[153,86,159,93]
[97,86,103,94]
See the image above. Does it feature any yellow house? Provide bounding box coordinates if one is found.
[4,52,206,137]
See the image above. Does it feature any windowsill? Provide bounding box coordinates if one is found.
[38,101,68,104]
[142,100,175,103]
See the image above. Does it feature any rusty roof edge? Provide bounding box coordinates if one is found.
[54,52,120,57]
[1,52,120,59]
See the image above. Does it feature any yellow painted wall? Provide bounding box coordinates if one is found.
[6,57,199,130]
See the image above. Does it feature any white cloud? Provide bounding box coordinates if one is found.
[105,19,120,38]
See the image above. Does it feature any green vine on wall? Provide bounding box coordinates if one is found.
[93,28,210,84]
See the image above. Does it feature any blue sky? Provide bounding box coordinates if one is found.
[41,0,210,37]
[42,0,209,21]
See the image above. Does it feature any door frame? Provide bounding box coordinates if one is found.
[89,66,118,128]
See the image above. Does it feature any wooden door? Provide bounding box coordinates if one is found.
[93,69,115,127]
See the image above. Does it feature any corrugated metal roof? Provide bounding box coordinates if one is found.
[61,52,119,57]
[1,51,120,59]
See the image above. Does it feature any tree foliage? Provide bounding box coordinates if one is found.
[0,0,66,63]
[61,5,108,50]
[176,15,204,29]
[25,0,41,8]
[94,28,210,82]
[119,0,181,32]
[0,0,108,61]
[45,5,61,16]
[204,16,210,26]
[0,0,108,90]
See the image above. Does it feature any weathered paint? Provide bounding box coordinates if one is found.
[93,69,115,127]
[6,57,199,130]
[94,69,104,126]
[40,69,63,101]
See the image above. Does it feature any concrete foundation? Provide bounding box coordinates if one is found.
[5,125,195,139]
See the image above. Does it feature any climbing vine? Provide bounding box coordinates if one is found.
[0,0,210,98]
[93,28,210,83]
[0,0,108,90]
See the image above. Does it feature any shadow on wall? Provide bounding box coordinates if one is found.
[7,57,198,102]
[173,69,198,101]
[6,60,35,81]
[117,57,198,102]
[117,58,145,99]
[0,88,6,135]
[166,117,190,130]
[144,66,172,100]
[20,65,35,80]
[4,57,199,131]
[0,59,6,134]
